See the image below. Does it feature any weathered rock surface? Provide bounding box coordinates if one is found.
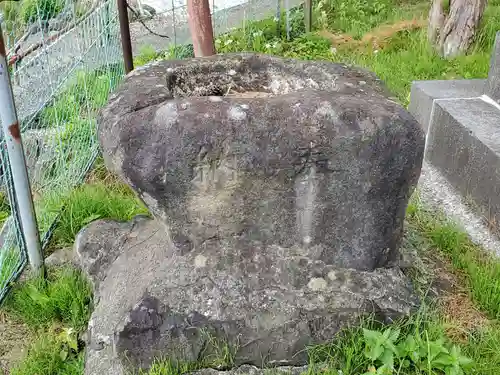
[77,216,419,375]
[89,53,424,374]
[190,364,310,375]
[98,53,424,271]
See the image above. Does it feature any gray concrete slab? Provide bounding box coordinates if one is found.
[425,97,500,229]
[486,32,500,104]
[418,162,500,258]
[408,79,485,132]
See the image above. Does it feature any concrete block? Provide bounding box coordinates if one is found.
[408,79,485,132]
[425,97,500,226]
[486,32,500,104]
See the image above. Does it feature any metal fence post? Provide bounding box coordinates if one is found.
[117,0,134,73]
[0,25,44,275]
[188,0,216,57]
[305,0,312,33]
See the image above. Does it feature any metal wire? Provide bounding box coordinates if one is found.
[0,0,123,302]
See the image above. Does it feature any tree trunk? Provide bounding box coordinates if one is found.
[428,0,487,58]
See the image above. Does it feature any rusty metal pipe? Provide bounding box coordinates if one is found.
[188,0,216,57]
[117,0,134,73]
[0,25,43,275]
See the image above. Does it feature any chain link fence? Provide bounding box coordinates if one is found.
[129,0,303,57]
[0,0,123,300]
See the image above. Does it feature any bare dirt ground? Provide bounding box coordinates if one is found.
[0,312,31,374]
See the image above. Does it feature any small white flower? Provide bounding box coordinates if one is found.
[374,49,379,54]
[225,39,233,46]
[265,43,272,49]
[330,47,337,54]
[253,30,263,37]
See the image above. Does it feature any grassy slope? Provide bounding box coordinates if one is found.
[215,0,499,106]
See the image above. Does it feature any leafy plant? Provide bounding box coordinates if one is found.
[57,327,79,362]
[363,328,400,371]
[11,332,84,375]
[362,328,473,374]
[5,267,93,331]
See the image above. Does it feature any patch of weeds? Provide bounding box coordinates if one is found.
[20,0,65,24]
[214,8,307,54]
[10,332,84,375]
[198,329,236,369]
[71,65,123,114]
[462,322,500,374]
[362,326,472,374]
[39,93,81,128]
[134,45,160,66]
[4,267,92,332]
[335,29,490,105]
[406,196,500,320]
[38,180,148,250]
[284,33,335,60]
[40,64,123,128]
[0,1,23,37]
[310,0,428,39]
[133,44,195,68]
[307,309,461,375]
[308,320,370,374]
[140,330,236,375]
[141,360,198,375]
[306,306,491,375]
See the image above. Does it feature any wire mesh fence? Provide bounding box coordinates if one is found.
[0,0,306,301]
[129,0,304,58]
[0,0,123,300]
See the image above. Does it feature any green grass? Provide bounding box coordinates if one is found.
[5,0,500,373]
[11,334,85,375]
[335,30,491,105]
[141,307,499,375]
[407,196,500,320]
[307,310,452,375]
[4,267,92,332]
[20,0,65,24]
[140,360,198,375]
[0,248,22,292]
[211,0,499,106]
[39,180,149,250]
[29,64,127,247]
[2,268,89,373]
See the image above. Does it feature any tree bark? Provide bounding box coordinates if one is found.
[428,0,487,58]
